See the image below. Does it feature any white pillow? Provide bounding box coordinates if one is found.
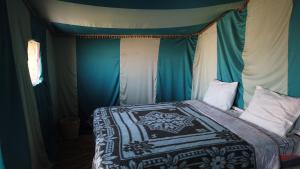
[203,80,238,111]
[240,86,300,137]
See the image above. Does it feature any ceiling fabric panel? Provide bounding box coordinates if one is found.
[60,0,242,9]
[52,23,208,35]
[29,0,243,34]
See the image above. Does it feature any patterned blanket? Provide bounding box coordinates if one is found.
[93,102,256,169]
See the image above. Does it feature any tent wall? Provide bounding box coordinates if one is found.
[241,0,292,107]
[2,0,56,168]
[1,0,299,168]
[192,23,218,100]
[0,0,32,168]
[51,0,300,121]
[288,0,300,97]
[156,37,198,102]
[217,9,247,108]
[50,36,78,119]
[31,15,57,162]
[193,0,299,109]
[77,38,120,123]
[75,37,197,122]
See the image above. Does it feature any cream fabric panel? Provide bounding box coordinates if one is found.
[242,0,292,106]
[192,23,218,100]
[52,36,78,118]
[29,0,242,29]
[120,38,160,105]
[6,0,52,168]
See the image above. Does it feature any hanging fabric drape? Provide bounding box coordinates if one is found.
[0,0,32,168]
[77,38,120,121]
[46,31,59,122]
[5,0,52,168]
[192,23,218,100]
[0,146,4,169]
[241,0,292,106]
[31,15,57,161]
[217,9,247,109]
[156,37,197,102]
[51,36,78,118]
[288,0,300,97]
[120,38,160,105]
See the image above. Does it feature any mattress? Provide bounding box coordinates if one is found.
[92,100,299,169]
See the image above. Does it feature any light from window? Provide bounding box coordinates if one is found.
[27,40,43,86]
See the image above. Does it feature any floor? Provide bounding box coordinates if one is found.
[54,135,94,169]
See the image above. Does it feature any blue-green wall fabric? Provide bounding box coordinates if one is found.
[53,23,207,35]
[288,0,300,97]
[0,146,4,169]
[217,9,247,109]
[31,16,57,161]
[0,0,32,168]
[77,38,120,121]
[60,0,242,9]
[156,37,197,102]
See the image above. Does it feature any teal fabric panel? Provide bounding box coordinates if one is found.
[288,0,300,97]
[156,37,197,102]
[31,16,57,161]
[77,38,120,121]
[60,0,242,9]
[53,23,207,35]
[217,9,247,109]
[0,146,4,169]
[0,0,31,168]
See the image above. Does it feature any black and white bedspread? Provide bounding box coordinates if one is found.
[93,101,280,169]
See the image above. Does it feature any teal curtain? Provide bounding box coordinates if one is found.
[217,9,247,109]
[156,37,197,102]
[31,16,57,161]
[0,0,31,168]
[77,38,120,122]
[288,0,300,97]
[0,146,4,169]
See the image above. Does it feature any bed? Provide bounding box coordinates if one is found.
[92,100,300,169]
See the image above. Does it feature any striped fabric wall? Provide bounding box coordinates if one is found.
[193,0,300,109]
[76,37,197,118]
[75,0,300,119]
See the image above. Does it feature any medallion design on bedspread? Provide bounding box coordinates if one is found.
[137,111,195,134]
[93,102,256,169]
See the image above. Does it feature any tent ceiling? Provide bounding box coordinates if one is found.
[60,0,242,9]
[28,0,244,35]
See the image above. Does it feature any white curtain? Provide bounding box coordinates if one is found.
[192,23,218,100]
[52,36,78,118]
[120,38,160,105]
[242,0,293,106]
[46,30,59,122]
[6,0,52,168]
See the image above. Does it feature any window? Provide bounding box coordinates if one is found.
[27,40,43,86]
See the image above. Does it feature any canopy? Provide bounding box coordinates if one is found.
[28,0,244,34]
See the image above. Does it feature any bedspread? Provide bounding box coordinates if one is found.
[93,101,260,169]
